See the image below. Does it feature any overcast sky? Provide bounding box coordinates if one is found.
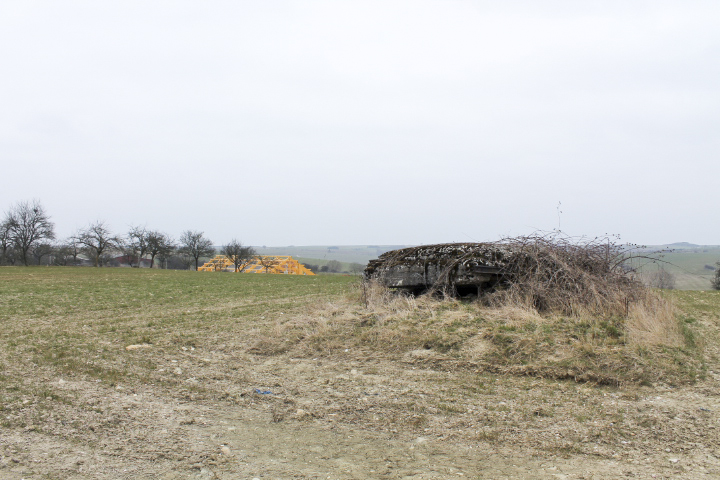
[1,1,718,247]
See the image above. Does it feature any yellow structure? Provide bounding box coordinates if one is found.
[198,255,315,275]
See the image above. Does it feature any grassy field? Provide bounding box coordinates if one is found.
[1,267,719,478]
[0,268,355,387]
[628,246,720,291]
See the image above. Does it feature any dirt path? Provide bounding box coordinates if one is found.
[2,348,719,479]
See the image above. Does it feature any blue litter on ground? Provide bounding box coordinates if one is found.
[254,389,273,395]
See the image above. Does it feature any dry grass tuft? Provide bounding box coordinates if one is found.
[480,305,547,328]
[359,279,428,316]
[627,293,682,346]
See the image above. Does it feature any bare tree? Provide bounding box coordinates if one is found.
[0,219,18,265]
[50,237,81,266]
[53,242,75,266]
[31,242,53,265]
[647,267,676,290]
[77,221,121,267]
[66,236,82,265]
[178,230,214,270]
[326,260,343,273]
[3,200,55,266]
[125,226,149,267]
[222,240,256,272]
[146,231,175,268]
[257,255,280,273]
[349,262,365,274]
[157,248,177,269]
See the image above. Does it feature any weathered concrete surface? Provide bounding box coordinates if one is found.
[365,243,513,294]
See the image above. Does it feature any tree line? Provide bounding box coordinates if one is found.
[0,199,236,270]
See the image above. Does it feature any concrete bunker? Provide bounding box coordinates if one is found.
[365,243,514,296]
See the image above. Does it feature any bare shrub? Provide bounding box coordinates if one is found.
[367,233,655,318]
[473,235,682,352]
[477,234,647,317]
[645,268,676,290]
[363,235,684,357]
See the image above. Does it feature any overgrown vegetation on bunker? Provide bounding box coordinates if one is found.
[358,234,703,385]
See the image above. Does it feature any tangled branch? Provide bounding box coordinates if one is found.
[367,233,653,316]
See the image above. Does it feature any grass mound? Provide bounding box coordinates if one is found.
[351,234,703,385]
[237,275,701,386]
[343,280,702,386]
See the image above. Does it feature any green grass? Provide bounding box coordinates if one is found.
[0,267,355,390]
[0,266,352,317]
[670,290,720,362]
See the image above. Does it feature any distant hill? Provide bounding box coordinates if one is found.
[635,242,718,253]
